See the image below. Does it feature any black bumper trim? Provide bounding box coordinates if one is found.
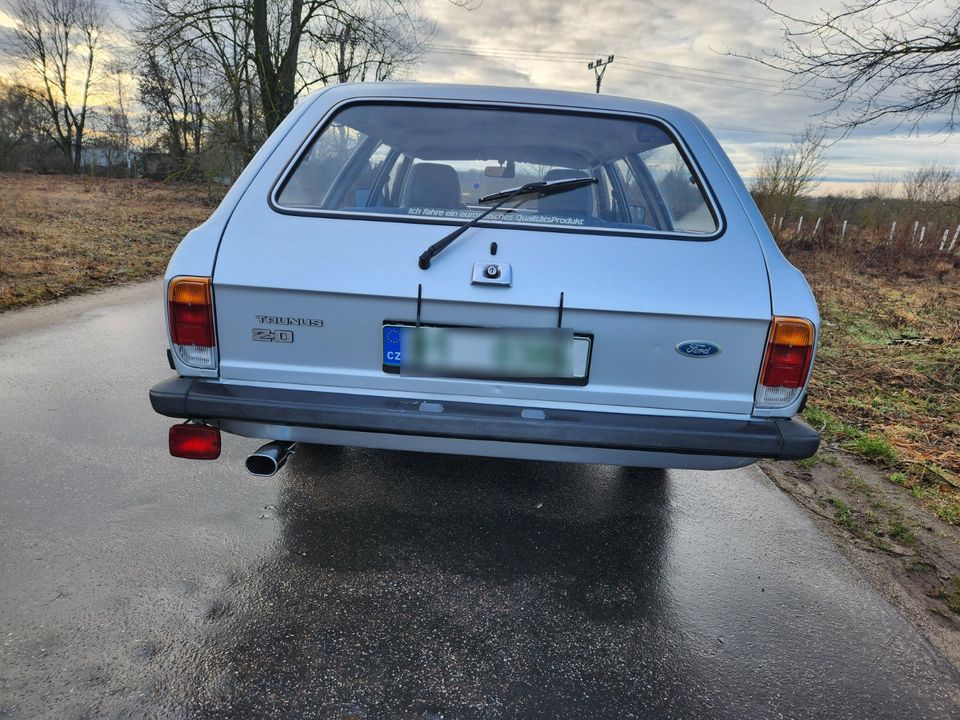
[148,377,819,460]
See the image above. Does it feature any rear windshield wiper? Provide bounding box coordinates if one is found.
[418,176,598,270]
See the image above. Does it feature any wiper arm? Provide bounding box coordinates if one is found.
[417,177,598,270]
[478,176,596,204]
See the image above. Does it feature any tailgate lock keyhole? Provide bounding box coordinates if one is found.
[471,261,512,286]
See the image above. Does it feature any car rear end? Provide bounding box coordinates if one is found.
[150,83,819,470]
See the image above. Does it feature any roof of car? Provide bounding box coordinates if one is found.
[307,82,702,127]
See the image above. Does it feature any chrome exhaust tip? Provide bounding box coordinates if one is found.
[245,441,296,477]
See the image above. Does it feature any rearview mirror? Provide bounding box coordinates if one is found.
[485,160,515,178]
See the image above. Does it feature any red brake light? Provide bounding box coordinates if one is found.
[760,317,815,389]
[169,424,221,460]
[169,277,214,347]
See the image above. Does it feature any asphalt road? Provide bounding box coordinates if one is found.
[1,281,958,720]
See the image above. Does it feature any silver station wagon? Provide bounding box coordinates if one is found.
[149,83,820,475]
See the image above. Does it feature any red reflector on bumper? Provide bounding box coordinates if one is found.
[169,424,221,460]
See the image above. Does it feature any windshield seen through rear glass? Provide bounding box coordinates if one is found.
[275,103,719,236]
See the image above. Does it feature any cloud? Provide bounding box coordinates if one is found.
[414,0,960,191]
[1,0,956,189]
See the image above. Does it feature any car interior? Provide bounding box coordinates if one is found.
[277,103,718,234]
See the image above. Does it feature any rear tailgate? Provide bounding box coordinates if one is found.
[212,209,771,416]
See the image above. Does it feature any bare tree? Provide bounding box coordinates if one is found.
[96,61,136,175]
[134,0,430,137]
[7,0,106,172]
[138,34,210,168]
[309,2,434,85]
[746,0,960,132]
[134,1,263,172]
[251,0,431,131]
[900,164,959,219]
[250,0,319,133]
[750,126,826,223]
[0,81,43,170]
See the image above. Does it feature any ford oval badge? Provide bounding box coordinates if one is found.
[676,341,721,358]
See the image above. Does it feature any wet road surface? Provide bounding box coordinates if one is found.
[1,281,958,719]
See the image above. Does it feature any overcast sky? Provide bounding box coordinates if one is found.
[412,0,960,193]
[2,0,958,192]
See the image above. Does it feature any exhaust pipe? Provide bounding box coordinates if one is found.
[245,441,296,477]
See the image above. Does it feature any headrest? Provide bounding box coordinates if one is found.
[403,163,462,209]
[539,168,594,216]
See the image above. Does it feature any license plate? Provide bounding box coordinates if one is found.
[382,324,591,382]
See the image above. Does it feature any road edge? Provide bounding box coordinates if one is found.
[760,454,960,673]
[0,279,162,339]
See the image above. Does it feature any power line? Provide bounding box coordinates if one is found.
[617,56,784,88]
[616,59,784,90]
[713,125,960,147]
[420,43,952,147]
[424,42,787,90]
[422,44,807,98]
[424,43,911,108]
[612,64,810,99]
[425,43,597,59]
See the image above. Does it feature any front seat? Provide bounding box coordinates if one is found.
[538,168,595,217]
[402,163,463,209]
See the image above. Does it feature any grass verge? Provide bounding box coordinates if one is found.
[0,173,220,311]
[789,249,960,526]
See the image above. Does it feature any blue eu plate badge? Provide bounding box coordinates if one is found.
[383,326,404,366]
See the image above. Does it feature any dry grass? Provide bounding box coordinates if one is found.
[0,173,221,311]
[790,248,960,525]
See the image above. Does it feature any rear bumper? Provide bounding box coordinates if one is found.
[149,377,819,461]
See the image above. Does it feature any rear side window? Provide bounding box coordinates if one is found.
[275,103,720,237]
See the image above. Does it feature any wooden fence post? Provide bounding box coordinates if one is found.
[949,224,960,253]
[919,225,926,248]
[840,220,847,247]
[797,216,804,236]
[911,221,919,244]
[940,229,949,251]
[888,221,896,244]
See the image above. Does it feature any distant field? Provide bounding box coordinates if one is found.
[0,173,220,311]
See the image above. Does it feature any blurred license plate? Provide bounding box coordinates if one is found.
[382,324,590,381]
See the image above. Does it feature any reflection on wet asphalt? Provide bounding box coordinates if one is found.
[1,282,959,719]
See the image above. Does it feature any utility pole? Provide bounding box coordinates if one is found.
[588,55,615,93]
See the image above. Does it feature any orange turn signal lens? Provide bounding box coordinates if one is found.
[169,277,211,305]
[770,317,814,347]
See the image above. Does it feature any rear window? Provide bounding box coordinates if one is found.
[275,103,719,236]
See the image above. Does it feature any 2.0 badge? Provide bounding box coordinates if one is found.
[252,329,294,343]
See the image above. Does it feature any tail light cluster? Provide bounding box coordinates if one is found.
[755,317,815,409]
[169,276,217,370]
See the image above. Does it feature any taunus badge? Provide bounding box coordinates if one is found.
[676,341,721,358]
